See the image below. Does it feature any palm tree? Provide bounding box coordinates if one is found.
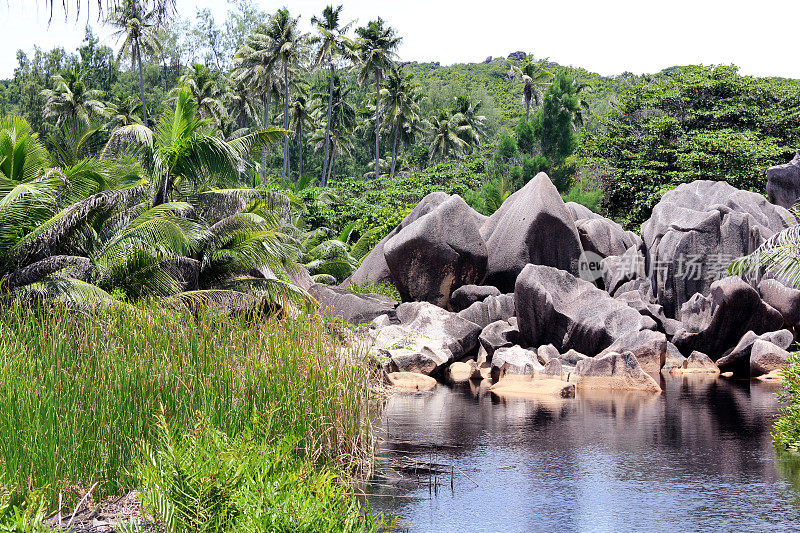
[107,86,283,207]
[453,94,487,152]
[265,8,306,184]
[429,111,468,162]
[170,63,228,127]
[510,55,553,120]
[108,93,143,127]
[42,0,175,23]
[0,116,50,186]
[108,0,163,127]
[286,85,315,180]
[572,79,593,131]
[227,73,257,131]
[355,18,401,180]
[311,73,355,182]
[311,5,356,185]
[381,71,424,179]
[41,69,108,127]
[234,24,282,183]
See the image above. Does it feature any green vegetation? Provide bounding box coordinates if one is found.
[586,65,800,227]
[0,302,379,528]
[774,353,800,452]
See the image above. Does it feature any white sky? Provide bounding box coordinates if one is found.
[1,0,798,79]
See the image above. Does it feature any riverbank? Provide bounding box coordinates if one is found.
[0,302,388,531]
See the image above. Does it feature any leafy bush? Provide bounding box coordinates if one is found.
[587,65,800,228]
[773,352,800,452]
[514,118,536,155]
[562,178,603,213]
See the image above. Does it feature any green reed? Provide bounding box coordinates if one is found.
[0,302,375,504]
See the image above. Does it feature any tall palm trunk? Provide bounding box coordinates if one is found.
[328,151,335,181]
[136,42,148,127]
[260,92,271,183]
[321,63,335,186]
[296,123,303,179]
[282,61,290,184]
[374,76,381,178]
[389,121,399,179]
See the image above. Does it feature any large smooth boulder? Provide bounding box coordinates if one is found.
[490,378,575,398]
[715,329,793,376]
[750,339,791,377]
[662,342,688,374]
[598,329,667,373]
[395,302,481,360]
[767,150,800,209]
[515,264,651,355]
[572,351,661,392]
[681,351,720,374]
[309,283,397,325]
[370,302,481,375]
[385,195,488,307]
[450,284,501,312]
[478,319,521,360]
[601,245,647,295]
[759,279,800,327]
[480,173,585,292]
[346,192,451,286]
[386,372,437,391]
[672,276,784,360]
[641,180,792,318]
[575,217,640,259]
[490,346,541,381]
[457,293,515,328]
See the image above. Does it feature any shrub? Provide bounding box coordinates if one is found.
[773,352,800,452]
[514,118,536,155]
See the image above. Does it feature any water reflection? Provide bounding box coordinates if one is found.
[368,376,800,532]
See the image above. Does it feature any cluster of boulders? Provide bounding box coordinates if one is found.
[310,171,800,396]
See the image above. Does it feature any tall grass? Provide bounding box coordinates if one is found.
[774,352,800,451]
[0,301,375,504]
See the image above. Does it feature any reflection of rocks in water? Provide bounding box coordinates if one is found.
[372,375,800,532]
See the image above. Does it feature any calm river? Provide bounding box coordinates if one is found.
[366,375,800,532]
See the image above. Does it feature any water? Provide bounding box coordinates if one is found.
[366,375,800,532]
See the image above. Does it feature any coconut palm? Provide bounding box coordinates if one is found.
[510,56,553,120]
[106,86,283,207]
[355,18,401,180]
[227,73,257,131]
[41,69,108,128]
[264,8,306,184]
[170,63,228,128]
[234,24,283,182]
[285,85,315,180]
[453,94,487,151]
[108,93,143,127]
[311,5,356,185]
[311,73,355,182]
[429,111,468,162]
[572,79,594,130]
[730,210,800,286]
[381,71,424,179]
[108,0,163,127]
[0,116,50,186]
[42,0,175,22]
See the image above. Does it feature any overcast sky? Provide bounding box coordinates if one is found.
[1,0,798,79]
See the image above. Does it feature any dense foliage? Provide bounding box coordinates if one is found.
[587,65,800,227]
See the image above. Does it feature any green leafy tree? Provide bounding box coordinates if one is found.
[453,94,487,153]
[355,18,401,180]
[108,0,163,127]
[534,71,579,191]
[311,73,355,182]
[589,65,800,227]
[0,116,50,186]
[170,63,228,127]
[311,5,356,185]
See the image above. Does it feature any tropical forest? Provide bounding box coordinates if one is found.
[3,0,800,531]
